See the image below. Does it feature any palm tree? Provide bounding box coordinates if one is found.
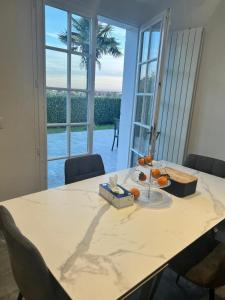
[59,17,122,69]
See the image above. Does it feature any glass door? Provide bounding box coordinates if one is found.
[45,5,95,187]
[130,11,170,166]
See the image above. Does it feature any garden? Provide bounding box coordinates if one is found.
[47,91,121,133]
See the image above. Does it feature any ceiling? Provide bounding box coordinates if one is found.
[63,0,221,29]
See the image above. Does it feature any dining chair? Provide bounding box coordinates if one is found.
[169,154,225,300]
[65,154,105,184]
[111,118,120,151]
[184,153,225,178]
[0,205,71,300]
[170,230,225,300]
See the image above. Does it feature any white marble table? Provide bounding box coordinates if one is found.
[2,162,225,300]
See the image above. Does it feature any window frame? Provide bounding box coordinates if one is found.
[45,3,96,164]
[129,10,171,164]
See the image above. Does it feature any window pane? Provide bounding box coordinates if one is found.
[149,22,161,59]
[71,126,88,155]
[138,63,147,93]
[140,31,150,62]
[143,96,154,126]
[71,92,88,123]
[48,159,66,188]
[71,14,90,54]
[47,126,68,159]
[130,151,139,167]
[71,54,87,90]
[135,96,144,123]
[139,127,150,155]
[146,61,157,93]
[133,125,141,151]
[45,6,67,49]
[46,50,67,88]
[47,90,67,124]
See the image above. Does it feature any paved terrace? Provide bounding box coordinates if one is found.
[48,129,118,188]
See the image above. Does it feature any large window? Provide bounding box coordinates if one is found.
[45,5,92,187]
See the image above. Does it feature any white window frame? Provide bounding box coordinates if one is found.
[44,3,97,169]
[129,9,171,165]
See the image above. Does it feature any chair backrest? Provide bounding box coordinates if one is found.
[184,154,225,178]
[65,154,105,184]
[0,206,57,300]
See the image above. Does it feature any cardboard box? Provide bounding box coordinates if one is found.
[99,183,134,208]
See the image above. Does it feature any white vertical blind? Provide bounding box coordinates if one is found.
[155,27,203,164]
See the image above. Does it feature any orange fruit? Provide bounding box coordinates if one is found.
[157,176,168,186]
[152,168,161,178]
[130,187,140,200]
[144,155,153,164]
[138,157,145,166]
[139,172,147,181]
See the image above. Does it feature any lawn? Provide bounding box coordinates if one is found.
[47,124,114,134]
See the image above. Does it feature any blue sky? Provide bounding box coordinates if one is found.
[45,6,126,92]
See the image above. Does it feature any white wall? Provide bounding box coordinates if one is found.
[187,0,225,160]
[138,0,225,162]
[0,0,43,201]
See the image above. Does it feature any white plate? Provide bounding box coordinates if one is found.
[138,189,172,209]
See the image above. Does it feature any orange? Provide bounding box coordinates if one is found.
[144,155,153,164]
[138,157,145,166]
[152,168,161,178]
[157,176,168,186]
[130,187,140,200]
[139,172,147,181]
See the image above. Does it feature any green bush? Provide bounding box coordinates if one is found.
[47,94,121,125]
[94,97,121,125]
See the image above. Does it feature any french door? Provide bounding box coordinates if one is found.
[45,4,96,186]
[130,11,170,166]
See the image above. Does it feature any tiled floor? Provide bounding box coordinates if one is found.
[48,129,118,188]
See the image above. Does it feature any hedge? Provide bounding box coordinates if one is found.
[47,94,121,125]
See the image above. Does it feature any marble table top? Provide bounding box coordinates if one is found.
[2,161,225,300]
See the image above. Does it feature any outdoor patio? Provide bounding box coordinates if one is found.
[48,129,118,188]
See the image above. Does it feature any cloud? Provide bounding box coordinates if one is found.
[46,50,125,91]
[46,32,59,38]
[95,75,123,92]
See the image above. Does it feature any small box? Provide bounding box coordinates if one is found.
[162,167,198,198]
[99,183,134,209]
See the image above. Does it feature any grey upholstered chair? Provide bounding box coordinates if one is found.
[170,154,225,300]
[0,205,71,300]
[65,154,105,184]
[184,154,225,178]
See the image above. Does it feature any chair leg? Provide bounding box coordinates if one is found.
[111,136,116,151]
[116,135,119,148]
[17,292,23,300]
[209,289,215,300]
